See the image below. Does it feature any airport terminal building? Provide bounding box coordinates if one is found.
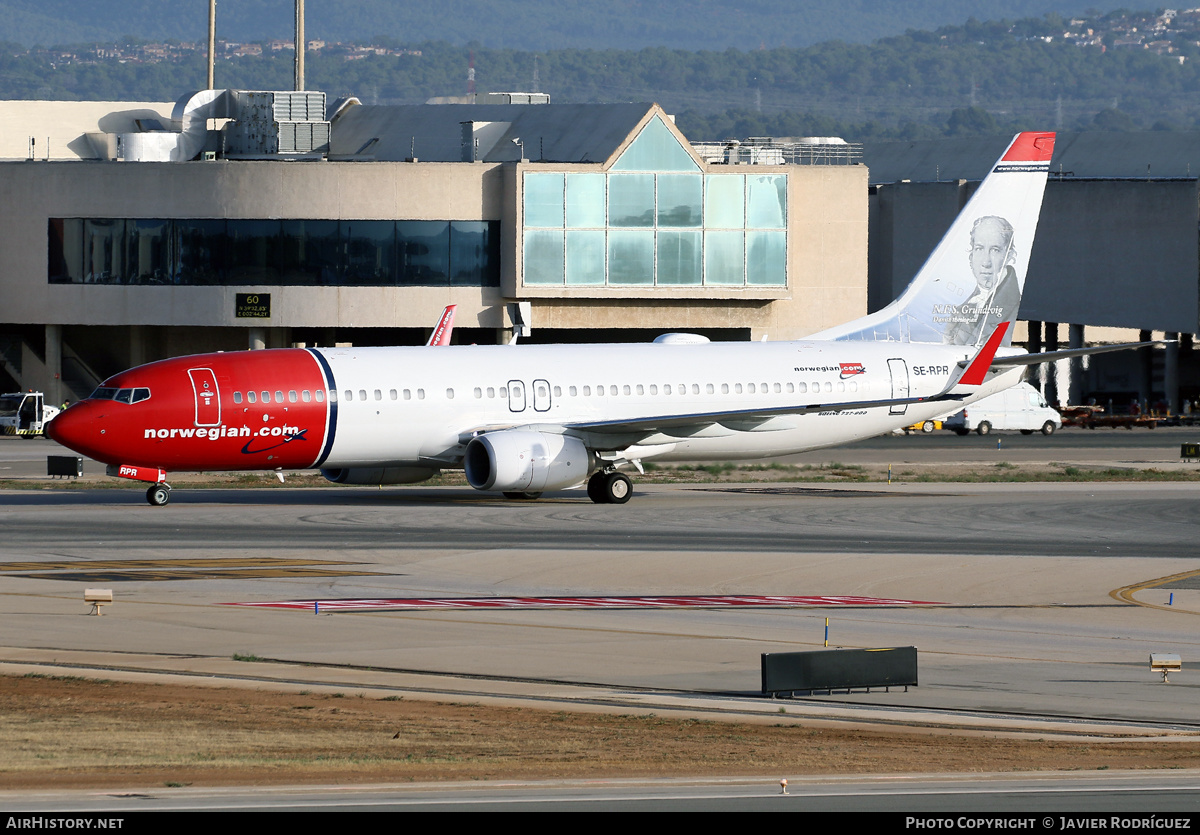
[0,93,866,406]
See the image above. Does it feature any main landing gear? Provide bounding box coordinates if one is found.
[146,483,171,507]
[587,471,632,504]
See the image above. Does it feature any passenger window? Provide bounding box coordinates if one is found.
[721,383,729,394]
[343,391,352,401]
[582,386,591,396]
[446,388,455,399]
[474,387,482,399]
[748,383,756,394]
[315,390,325,402]
[569,386,577,397]
[374,390,382,401]
[798,382,808,393]
[735,383,743,394]
[233,391,243,404]
[706,383,714,394]
[417,389,425,400]
[403,389,411,400]
[302,390,311,402]
[664,384,672,395]
[847,382,856,392]
[610,385,618,396]
[358,390,367,401]
[636,385,644,395]
[247,391,257,404]
[262,391,271,403]
[554,386,562,397]
[622,385,630,396]
[786,383,794,393]
[289,390,298,403]
[390,390,398,400]
[774,383,782,393]
[327,390,336,402]
[276,391,284,403]
[649,385,658,395]
[836,382,845,392]
[499,387,508,398]
[823,382,833,393]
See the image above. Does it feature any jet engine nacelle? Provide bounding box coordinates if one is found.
[464,430,591,493]
[321,467,438,485]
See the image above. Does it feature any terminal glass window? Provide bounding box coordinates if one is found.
[609,116,700,173]
[519,120,786,289]
[48,218,500,287]
[397,221,450,285]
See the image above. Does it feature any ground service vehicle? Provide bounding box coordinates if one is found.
[0,392,60,438]
[943,382,1062,435]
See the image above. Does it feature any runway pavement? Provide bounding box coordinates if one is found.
[3,431,1200,734]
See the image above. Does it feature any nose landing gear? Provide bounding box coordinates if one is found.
[146,483,171,507]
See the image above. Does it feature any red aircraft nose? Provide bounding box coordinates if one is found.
[46,402,106,462]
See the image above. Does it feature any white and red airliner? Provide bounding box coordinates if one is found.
[46,131,1142,506]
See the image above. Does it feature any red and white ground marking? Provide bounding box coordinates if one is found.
[225,594,943,612]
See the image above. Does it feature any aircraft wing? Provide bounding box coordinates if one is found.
[564,322,1011,443]
[561,389,966,443]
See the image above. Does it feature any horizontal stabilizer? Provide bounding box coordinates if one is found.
[987,340,1167,368]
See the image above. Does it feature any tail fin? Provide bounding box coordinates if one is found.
[815,131,1055,347]
[426,304,457,346]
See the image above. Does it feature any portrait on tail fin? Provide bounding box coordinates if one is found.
[940,215,1021,347]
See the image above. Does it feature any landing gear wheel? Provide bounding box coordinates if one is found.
[602,472,632,504]
[588,471,632,504]
[146,483,170,507]
[1041,421,1056,436]
[976,421,992,436]
[921,421,936,433]
[502,491,542,500]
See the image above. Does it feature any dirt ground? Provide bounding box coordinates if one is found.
[5,673,1200,790]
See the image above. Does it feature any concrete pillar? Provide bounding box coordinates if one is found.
[129,325,147,368]
[1068,323,1085,406]
[1139,329,1153,406]
[1165,332,1180,414]
[1026,320,1043,397]
[44,324,62,407]
[248,328,266,351]
[1044,322,1059,407]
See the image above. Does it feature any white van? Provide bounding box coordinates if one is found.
[943,383,1061,436]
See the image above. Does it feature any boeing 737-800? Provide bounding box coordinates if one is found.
[46,131,1139,506]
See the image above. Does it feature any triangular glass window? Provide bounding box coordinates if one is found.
[610,115,700,172]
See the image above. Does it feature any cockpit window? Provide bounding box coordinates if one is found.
[89,386,150,404]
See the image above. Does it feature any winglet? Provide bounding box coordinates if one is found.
[957,322,1010,387]
[426,304,457,347]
